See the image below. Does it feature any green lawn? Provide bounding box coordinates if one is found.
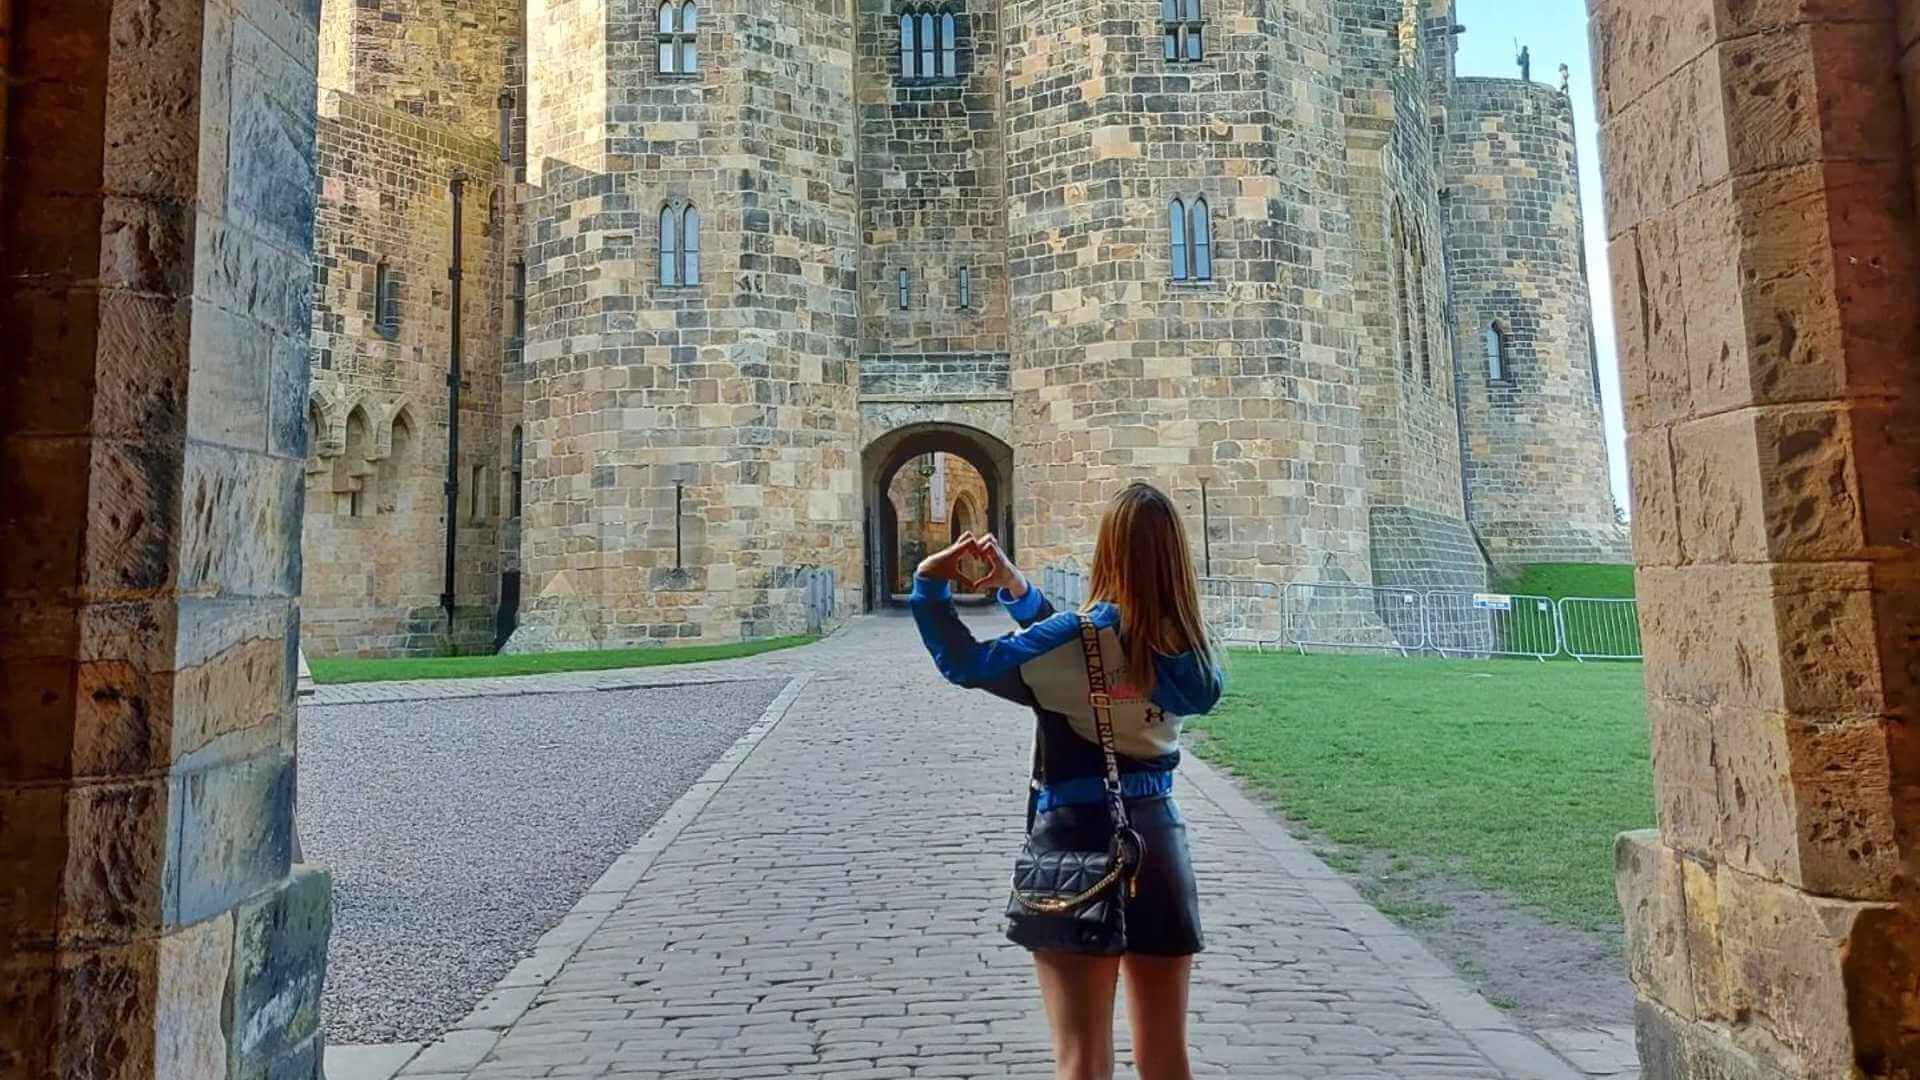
[1191,649,1651,933]
[1493,562,1636,600]
[309,635,819,685]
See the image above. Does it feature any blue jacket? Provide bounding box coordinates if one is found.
[909,575,1225,785]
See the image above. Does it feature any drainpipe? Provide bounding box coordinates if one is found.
[442,173,466,620]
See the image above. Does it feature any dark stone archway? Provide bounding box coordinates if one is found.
[860,422,1015,610]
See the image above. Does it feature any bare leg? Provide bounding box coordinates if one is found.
[1121,953,1194,1080]
[1033,951,1123,1080]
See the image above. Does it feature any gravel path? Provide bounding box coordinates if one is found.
[297,677,790,1044]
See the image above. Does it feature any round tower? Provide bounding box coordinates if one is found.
[1001,0,1372,585]
[1443,78,1626,566]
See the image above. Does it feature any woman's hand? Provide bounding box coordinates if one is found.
[973,533,1029,599]
[916,532,981,584]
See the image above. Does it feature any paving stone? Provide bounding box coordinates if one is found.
[396,613,1614,1078]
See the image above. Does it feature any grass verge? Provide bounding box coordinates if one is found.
[310,634,819,685]
[1191,649,1651,933]
[1493,562,1636,600]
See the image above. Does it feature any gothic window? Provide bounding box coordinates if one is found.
[958,266,971,309]
[1390,203,1409,375]
[659,2,697,74]
[511,426,525,519]
[900,6,961,78]
[1191,197,1212,280]
[511,260,526,341]
[1163,0,1203,62]
[1486,322,1510,383]
[659,203,700,287]
[339,406,374,517]
[1170,196,1213,282]
[1413,232,1432,384]
[374,261,399,338]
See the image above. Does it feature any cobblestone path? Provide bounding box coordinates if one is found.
[353,611,1589,1080]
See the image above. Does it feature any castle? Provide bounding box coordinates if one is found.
[299,0,1628,658]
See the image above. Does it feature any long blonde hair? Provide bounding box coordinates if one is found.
[1084,482,1218,694]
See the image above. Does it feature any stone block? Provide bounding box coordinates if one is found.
[3,435,94,593]
[177,446,304,599]
[64,778,172,942]
[1614,830,1697,1018]
[1611,212,1690,428]
[228,23,319,257]
[227,865,332,1080]
[187,305,274,450]
[170,631,295,767]
[155,912,234,1080]
[1711,863,1889,1076]
[167,752,295,927]
[1625,431,1680,567]
[0,947,57,1078]
[100,0,206,204]
[1639,563,1885,717]
[1669,410,1767,563]
[82,435,186,595]
[1714,23,1903,180]
[1587,0,1715,122]
[1633,997,1793,1080]
[1599,46,1720,232]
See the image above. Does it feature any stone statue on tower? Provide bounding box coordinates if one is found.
[1515,42,1531,82]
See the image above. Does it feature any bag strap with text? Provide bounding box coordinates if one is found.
[1076,614,1132,836]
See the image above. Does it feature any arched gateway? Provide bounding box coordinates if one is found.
[861,422,1014,610]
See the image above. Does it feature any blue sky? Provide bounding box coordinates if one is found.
[1454,1,1628,514]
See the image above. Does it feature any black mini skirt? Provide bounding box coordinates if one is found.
[1014,795,1204,957]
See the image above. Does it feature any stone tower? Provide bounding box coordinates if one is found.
[1444,77,1628,565]
[1333,0,1486,593]
[510,0,863,650]
[1004,0,1373,585]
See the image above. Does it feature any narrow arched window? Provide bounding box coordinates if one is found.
[900,14,916,76]
[511,260,526,341]
[1413,233,1432,384]
[510,425,525,518]
[1165,0,1203,62]
[941,13,958,76]
[683,206,700,284]
[919,12,936,79]
[1169,197,1189,281]
[898,268,911,310]
[681,3,698,72]
[659,2,695,74]
[957,266,971,309]
[660,205,680,286]
[1390,204,1410,376]
[1190,197,1212,281]
[375,261,399,337]
[1486,323,1509,383]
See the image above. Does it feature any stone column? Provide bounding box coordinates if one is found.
[1,1,332,1077]
[1595,1,1919,1076]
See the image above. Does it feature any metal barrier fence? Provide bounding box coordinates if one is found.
[1284,582,1426,656]
[1424,591,1562,661]
[1199,577,1287,651]
[1038,566,1642,660]
[802,568,837,634]
[1558,597,1643,662]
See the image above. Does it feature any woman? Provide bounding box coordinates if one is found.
[909,482,1225,1080]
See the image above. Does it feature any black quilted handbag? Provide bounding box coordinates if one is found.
[1005,614,1145,955]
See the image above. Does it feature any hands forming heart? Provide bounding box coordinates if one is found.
[917,531,1027,597]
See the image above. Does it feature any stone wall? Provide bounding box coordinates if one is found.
[511,0,863,650]
[1598,1,1920,1075]
[1004,0,1373,588]
[2,0,332,1075]
[1444,76,1627,567]
[302,90,514,657]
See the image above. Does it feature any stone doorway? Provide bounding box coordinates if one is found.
[860,422,1015,610]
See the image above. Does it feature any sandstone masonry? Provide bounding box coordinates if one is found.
[297,0,1627,656]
